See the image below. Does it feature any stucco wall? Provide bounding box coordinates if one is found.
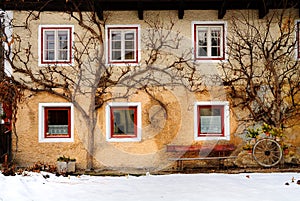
[10,9,300,171]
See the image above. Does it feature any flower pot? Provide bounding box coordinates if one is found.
[57,161,67,173]
[57,161,76,173]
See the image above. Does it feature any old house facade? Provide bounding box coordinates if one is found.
[1,0,300,172]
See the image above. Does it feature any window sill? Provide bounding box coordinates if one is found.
[39,138,74,143]
[194,136,230,141]
[106,137,141,142]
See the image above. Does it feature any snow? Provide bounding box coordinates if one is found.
[1,171,300,201]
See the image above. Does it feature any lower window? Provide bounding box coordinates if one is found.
[106,102,141,142]
[194,101,230,140]
[39,103,74,142]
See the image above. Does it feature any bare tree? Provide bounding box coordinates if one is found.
[1,0,203,169]
[219,7,300,131]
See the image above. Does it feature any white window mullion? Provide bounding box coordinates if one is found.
[121,32,125,61]
[207,28,212,57]
[54,30,58,61]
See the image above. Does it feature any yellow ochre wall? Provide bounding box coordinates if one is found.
[10,9,300,171]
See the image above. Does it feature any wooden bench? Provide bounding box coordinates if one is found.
[167,144,237,170]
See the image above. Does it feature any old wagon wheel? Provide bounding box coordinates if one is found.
[252,138,282,167]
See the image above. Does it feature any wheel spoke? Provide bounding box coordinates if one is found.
[253,139,282,167]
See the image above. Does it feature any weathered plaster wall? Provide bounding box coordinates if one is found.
[10,9,300,170]
[14,92,88,170]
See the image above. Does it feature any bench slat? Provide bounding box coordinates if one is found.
[169,156,237,161]
[166,144,236,152]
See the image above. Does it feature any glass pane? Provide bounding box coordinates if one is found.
[58,50,68,60]
[113,109,135,135]
[45,31,55,49]
[58,31,68,41]
[199,107,222,134]
[211,38,219,46]
[112,41,121,49]
[112,32,121,40]
[47,109,69,134]
[46,51,55,60]
[112,51,121,60]
[211,47,220,56]
[198,47,207,56]
[45,31,54,41]
[125,51,134,60]
[59,41,68,50]
[198,30,207,45]
[198,29,207,57]
[200,108,221,116]
[125,41,134,49]
[47,41,55,50]
[125,32,134,40]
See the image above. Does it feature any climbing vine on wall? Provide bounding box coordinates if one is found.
[0,77,24,160]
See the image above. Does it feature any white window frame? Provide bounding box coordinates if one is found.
[105,25,140,65]
[38,103,74,142]
[194,101,230,141]
[106,102,142,142]
[192,21,226,61]
[38,25,74,66]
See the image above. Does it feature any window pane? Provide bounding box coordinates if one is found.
[211,28,220,56]
[198,31,207,46]
[199,107,222,134]
[125,41,134,49]
[112,51,121,60]
[112,41,121,49]
[47,109,69,135]
[112,32,121,40]
[125,51,134,60]
[59,40,68,50]
[198,28,207,57]
[58,31,68,40]
[113,109,135,135]
[211,47,220,56]
[211,38,219,46]
[58,50,68,60]
[125,32,134,40]
[198,47,207,56]
[45,31,55,60]
[46,51,55,60]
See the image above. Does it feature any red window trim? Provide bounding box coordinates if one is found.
[44,107,71,138]
[107,27,139,64]
[193,23,225,61]
[41,27,73,65]
[197,105,224,137]
[297,22,300,59]
[110,106,138,138]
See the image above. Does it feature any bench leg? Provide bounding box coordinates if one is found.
[218,159,225,169]
[176,160,183,171]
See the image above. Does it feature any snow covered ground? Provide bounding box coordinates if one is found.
[1,171,300,201]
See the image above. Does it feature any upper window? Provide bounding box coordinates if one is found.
[106,25,140,64]
[193,22,226,61]
[194,101,230,140]
[39,25,73,65]
[106,102,141,142]
[39,103,74,142]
